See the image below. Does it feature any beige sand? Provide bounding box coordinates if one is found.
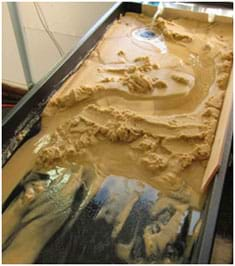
[2,13,233,263]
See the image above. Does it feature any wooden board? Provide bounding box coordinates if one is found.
[201,71,233,192]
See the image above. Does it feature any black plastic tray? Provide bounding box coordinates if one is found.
[2,2,233,264]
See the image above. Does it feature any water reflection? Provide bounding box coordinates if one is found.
[3,168,201,264]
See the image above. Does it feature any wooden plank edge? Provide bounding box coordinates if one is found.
[200,69,233,192]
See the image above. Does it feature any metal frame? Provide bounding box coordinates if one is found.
[7,2,34,88]
[2,2,233,263]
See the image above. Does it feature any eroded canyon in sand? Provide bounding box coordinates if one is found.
[2,13,233,263]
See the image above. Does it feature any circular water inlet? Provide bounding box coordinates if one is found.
[132,27,167,53]
[132,28,158,41]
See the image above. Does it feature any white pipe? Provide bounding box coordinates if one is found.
[151,2,164,28]
[208,12,215,23]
